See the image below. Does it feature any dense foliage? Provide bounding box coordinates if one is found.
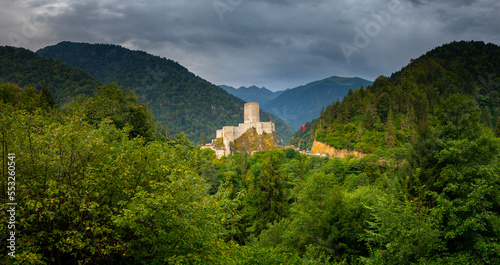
[2,41,500,265]
[36,42,293,144]
[291,41,500,152]
[1,74,500,264]
[0,46,102,104]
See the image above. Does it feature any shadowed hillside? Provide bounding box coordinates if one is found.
[37,41,293,143]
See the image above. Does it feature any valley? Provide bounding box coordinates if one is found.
[1,40,499,264]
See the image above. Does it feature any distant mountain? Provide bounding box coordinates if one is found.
[0,46,102,103]
[219,85,284,105]
[262,76,373,129]
[36,41,293,143]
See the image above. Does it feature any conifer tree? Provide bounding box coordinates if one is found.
[364,102,378,129]
[480,105,492,127]
[248,152,286,236]
[357,121,364,137]
[384,108,396,147]
[39,85,57,109]
[495,117,500,137]
[409,94,500,263]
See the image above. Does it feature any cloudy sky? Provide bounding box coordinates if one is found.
[1,0,499,91]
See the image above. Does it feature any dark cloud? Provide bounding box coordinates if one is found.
[1,0,499,91]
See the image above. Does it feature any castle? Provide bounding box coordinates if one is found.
[202,102,276,158]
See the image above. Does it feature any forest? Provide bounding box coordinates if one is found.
[0,46,101,104]
[0,40,499,264]
[1,82,500,264]
[291,41,500,154]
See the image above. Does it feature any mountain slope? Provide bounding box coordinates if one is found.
[219,85,283,105]
[291,40,500,151]
[36,41,293,143]
[262,76,372,129]
[0,46,102,103]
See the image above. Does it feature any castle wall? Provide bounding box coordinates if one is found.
[237,121,274,136]
[215,149,226,158]
[222,126,236,154]
[208,102,276,158]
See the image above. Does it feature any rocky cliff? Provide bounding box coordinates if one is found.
[311,140,364,158]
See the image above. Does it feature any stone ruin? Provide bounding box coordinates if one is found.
[201,102,276,158]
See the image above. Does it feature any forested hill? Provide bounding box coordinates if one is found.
[291,41,500,151]
[262,76,372,129]
[36,41,293,143]
[3,40,500,264]
[0,46,102,103]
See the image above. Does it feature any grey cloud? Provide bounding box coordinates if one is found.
[0,0,499,91]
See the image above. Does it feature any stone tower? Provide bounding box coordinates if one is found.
[244,102,260,123]
[202,102,276,158]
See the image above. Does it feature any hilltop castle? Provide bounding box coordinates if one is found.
[202,102,277,158]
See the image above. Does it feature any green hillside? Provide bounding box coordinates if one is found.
[36,41,293,143]
[0,46,102,103]
[4,77,499,264]
[3,41,500,264]
[263,76,372,129]
[291,41,500,152]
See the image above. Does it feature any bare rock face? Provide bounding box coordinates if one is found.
[311,140,364,158]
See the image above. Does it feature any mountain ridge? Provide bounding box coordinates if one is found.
[290,40,500,151]
[36,41,293,143]
[0,45,102,103]
[219,84,284,105]
[262,76,373,129]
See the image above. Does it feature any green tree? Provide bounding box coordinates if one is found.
[82,83,157,140]
[384,108,396,147]
[429,94,500,263]
[363,102,378,129]
[363,194,444,265]
[39,85,57,109]
[247,152,286,236]
[407,94,500,263]
[0,87,228,264]
[259,172,376,263]
[495,117,500,137]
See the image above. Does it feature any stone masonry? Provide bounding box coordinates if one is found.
[202,102,275,158]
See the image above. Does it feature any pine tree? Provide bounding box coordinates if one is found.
[384,108,396,147]
[480,106,492,127]
[496,117,500,137]
[199,133,206,145]
[374,116,384,132]
[39,85,57,109]
[248,152,286,236]
[400,114,408,132]
[406,105,415,130]
[411,94,500,263]
[358,121,364,137]
[364,102,378,129]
